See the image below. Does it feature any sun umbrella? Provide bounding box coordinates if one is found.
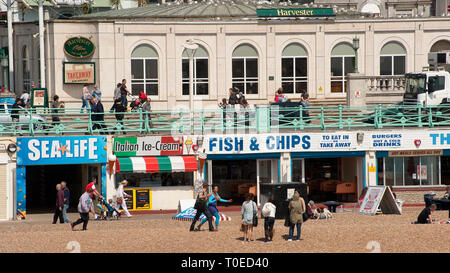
[172,207,231,222]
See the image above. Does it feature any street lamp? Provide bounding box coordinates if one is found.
[352,36,360,74]
[183,38,198,134]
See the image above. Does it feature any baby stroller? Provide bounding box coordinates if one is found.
[95,198,121,221]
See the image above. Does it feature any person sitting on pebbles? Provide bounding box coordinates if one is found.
[417,204,437,224]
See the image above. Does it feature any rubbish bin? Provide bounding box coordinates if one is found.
[260,182,308,219]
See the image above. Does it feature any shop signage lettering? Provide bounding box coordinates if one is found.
[63,62,95,84]
[371,134,402,147]
[17,136,107,166]
[430,133,450,145]
[113,136,184,156]
[319,134,351,148]
[64,37,95,59]
[256,8,335,17]
[208,135,311,153]
[388,150,442,157]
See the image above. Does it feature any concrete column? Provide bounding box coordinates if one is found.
[414,22,424,72]
[315,25,325,99]
[266,26,276,102]
[346,73,366,107]
[365,151,377,187]
[280,152,291,183]
[365,23,374,76]
[166,28,176,110]
[97,23,116,105]
[216,26,226,100]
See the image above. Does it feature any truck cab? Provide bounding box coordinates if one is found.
[403,51,450,107]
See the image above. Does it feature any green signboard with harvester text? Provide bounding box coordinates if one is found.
[256,8,335,17]
[64,36,96,59]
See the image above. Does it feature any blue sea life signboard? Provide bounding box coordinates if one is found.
[17,136,107,166]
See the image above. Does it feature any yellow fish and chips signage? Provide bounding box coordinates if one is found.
[257,8,335,17]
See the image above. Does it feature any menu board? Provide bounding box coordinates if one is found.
[124,189,134,210]
[119,188,152,211]
[135,188,151,210]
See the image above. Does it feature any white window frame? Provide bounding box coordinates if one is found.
[331,55,354,93]
[130,56,159,96]
[232,56,259,95]
[281,56,308,95]
[182,56,209,96]
[380,54,406,76]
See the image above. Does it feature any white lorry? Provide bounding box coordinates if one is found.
[403,51,450,107]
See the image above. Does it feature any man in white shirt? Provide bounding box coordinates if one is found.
[20,90,30,106]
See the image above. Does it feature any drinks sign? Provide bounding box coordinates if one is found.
[64,36,95,59]
[256,8,335,17]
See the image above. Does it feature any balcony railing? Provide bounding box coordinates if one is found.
[0,103,448,136]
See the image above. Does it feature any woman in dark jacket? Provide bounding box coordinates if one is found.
[111,98,127,134]
[52,184,65,224]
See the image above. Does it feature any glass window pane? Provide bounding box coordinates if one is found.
[196,59,208,79]
[196,83,208,95]
[145,59,158,79]
[131,59,144,79]
[282,58,294,77]
[394,157,403,186]
[419,156,439,185]
[380,56,392,75]
[282,81,294,94]
[331,80,343,93]
[292,159,302,183]
[182,83,189,96]
[232,82,244,94]
[246,82,258,94]
[331,57,343,77]
[146,84,158,96]
[344,56,355,75]
[295,81,307,94]
[232,59,244,78]
[295,58,307,77]
[378,158,386,186]
[131,83,144,96]
[259,160,272,183]
[182,59,189,79]
[393,56,405,75]
[246,58,258,78]
[404,157,420,186]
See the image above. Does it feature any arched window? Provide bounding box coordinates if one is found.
[380,42,406,75]
[232,44,258,95]
[331,43,355,93]
[182,45,209,95]
[131,44,158,96]
[22,46,30,91]
[281,43,307,94]
[430,40,450,52]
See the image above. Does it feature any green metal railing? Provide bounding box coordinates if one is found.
[1,103,449,136]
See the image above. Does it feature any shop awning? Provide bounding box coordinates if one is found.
[116,156,197,173]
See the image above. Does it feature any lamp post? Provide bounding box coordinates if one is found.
[352,36,360,74]
[183,39,198,134]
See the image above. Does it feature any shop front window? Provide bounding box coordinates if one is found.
[182,45,209,96]
[116,172,193,188]
[292,159,304,183]
[131,44,159,96]
[258,160,272,183]
[380,156,440,186]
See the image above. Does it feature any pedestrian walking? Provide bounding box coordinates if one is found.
[20,89,30,106]
[110,97,127,134]
[61,181,70,223]
[52,184,65,224]
[70,189,95,231]
[116,180,132,218]
[120,79,130,108]
[114,83,122,101]
[91,97,107,134]
[51,95,64,127]
[92,85,102,102]
[11,98,22,134]
[262,198,276,242]
[81,84,91,113]
[195,185,232,231]
[287,190,306,241]
[142,97,153,129]
[241,193,257,242]
[300,92,310,123]
[190,183,214,232]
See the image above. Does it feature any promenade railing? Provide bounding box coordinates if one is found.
[1,103,449,136]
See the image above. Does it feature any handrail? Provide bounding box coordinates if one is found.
[1,103,450,136]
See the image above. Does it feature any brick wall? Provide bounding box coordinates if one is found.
[393,187,449,205]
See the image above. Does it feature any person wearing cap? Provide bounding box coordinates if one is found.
[190,183,214,232]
